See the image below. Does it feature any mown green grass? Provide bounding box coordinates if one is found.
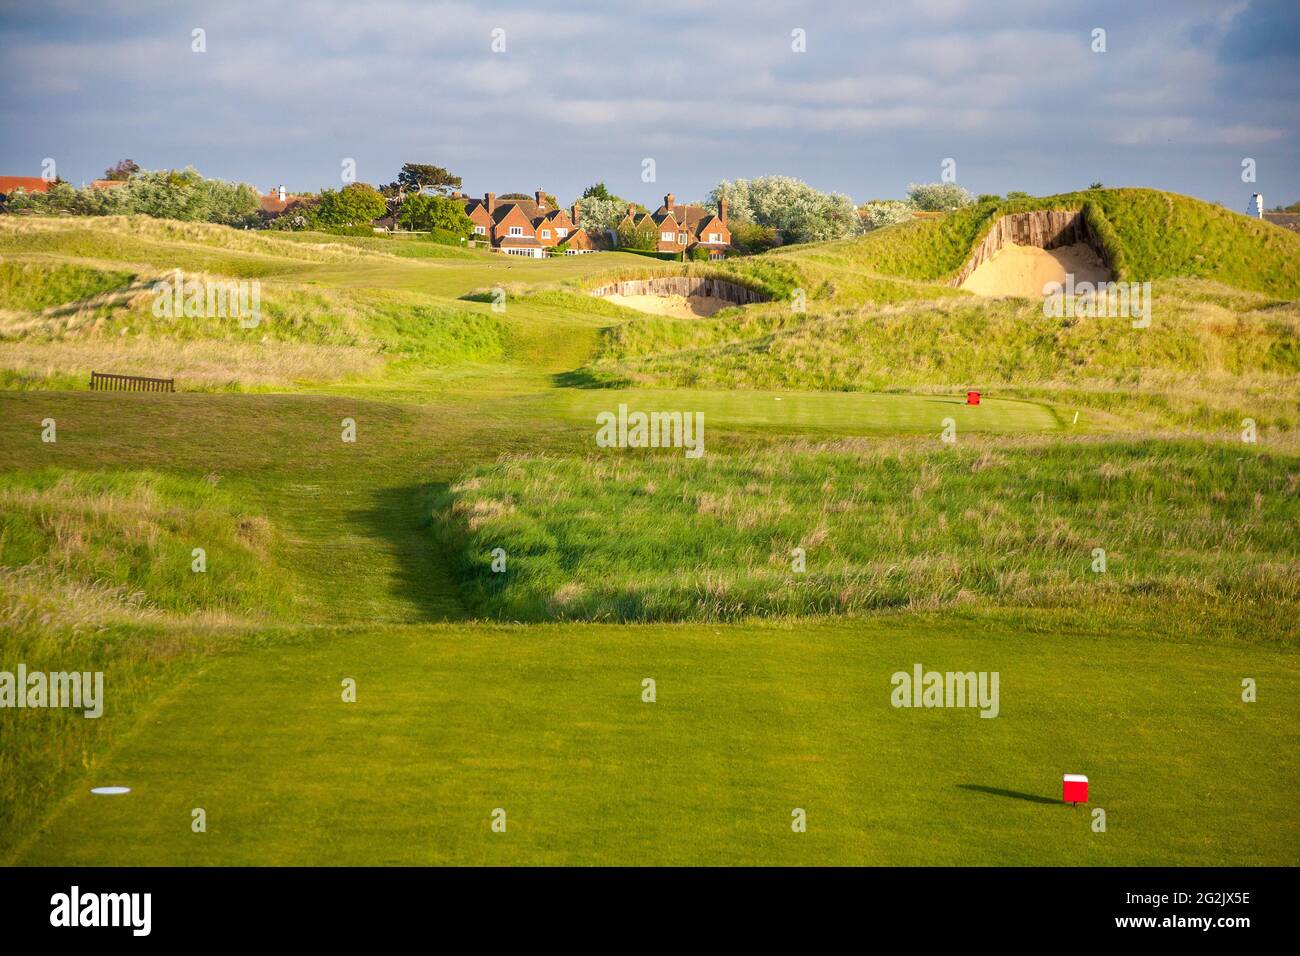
[12,613,1297,866]
[551,387,1056,435]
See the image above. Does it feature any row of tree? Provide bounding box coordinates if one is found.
[3,157,1082,251]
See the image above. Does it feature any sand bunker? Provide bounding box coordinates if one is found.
[960,243,1111,297]
[601,292,732,319]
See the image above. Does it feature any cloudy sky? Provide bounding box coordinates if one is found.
[2,0,1297,209]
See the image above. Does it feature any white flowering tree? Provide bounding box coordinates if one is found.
[572,195,630,239]
[859,200,915,231]
[706,176,861,245]
[906,182,975,212]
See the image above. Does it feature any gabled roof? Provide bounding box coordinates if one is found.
[655,202,716,230]
[490,200,544,225]
[0,175,53,195]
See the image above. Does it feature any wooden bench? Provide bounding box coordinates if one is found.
[89,371,175,393]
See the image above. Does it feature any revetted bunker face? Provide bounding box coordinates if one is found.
[590,276,768,318]
[956,210,1113,297]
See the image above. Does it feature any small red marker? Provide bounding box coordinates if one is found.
[1063,774,1088,805]
[966,390,981,405]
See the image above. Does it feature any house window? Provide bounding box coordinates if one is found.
[707,232,722,243]
[509,226,524,237]
[474,225,486,235]
[678,232,687,244]
[541,229,551,239]
[556,228,568,237]
[661,231,674,242]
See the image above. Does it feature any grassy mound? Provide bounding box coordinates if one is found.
[437,438,1300,625]
[0,216,513,390]
[0,468,287,632]
[781,188,1300,298]
[0,260,137,312]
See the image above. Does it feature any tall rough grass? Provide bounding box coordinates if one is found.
[0,468,287,849]
[437,438,1300,626]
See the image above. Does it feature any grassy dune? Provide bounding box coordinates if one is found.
[780,188,1300,296]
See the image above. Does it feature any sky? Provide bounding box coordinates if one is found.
[1,0,1297,210]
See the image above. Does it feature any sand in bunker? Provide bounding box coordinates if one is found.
[601,292,731,319]
[960,243,1111,297]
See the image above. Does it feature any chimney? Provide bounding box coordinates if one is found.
[665,193,675,211]
[535,189,546,209]
[277,184,286,202]
[571,202,580,225]
[486,192,496,214]
[627,202,636,219]
[719,197,728,226]
[452,190,462,199]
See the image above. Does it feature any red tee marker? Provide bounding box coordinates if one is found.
[1063,774,1089,804]
[966,390,981,405]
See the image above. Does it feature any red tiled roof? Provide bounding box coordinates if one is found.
[0,176,53,195]
[258,192,308,214]
[89,179,128,189]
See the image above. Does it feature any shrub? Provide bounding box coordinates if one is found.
[707,176,861,244]
[616,218,658,251]
[311,182,387,228]
[5,167,259,225]
[906,182,975,212]
[728,220,781,254]
[397,193,474,237]
[860,200,915,231]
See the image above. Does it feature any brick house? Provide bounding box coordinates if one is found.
[619,193,731,258]
[460,190,595,256]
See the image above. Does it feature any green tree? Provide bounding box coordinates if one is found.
[581,182,624,202]
[616,217,657,250]
[103,159,140,181]
[397,194,474,237]
[311,182,387,227]
[392,163,462,198]
[7,167,258,225]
